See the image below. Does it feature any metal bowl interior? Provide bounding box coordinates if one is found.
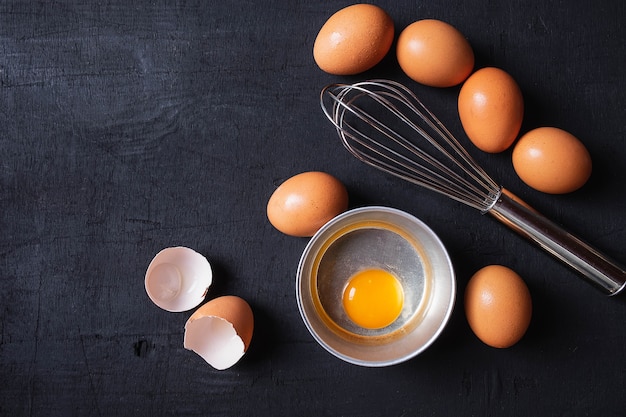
[296,206,455,367]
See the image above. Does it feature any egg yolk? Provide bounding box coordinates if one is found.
[342,269,404,329]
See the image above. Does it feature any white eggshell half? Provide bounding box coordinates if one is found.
[183,296,254,370]
[145,247,212,312]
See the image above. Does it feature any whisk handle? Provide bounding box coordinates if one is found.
[488,191,626,295]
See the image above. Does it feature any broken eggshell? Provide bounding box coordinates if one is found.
[184,295,254,370]
[144,246,212,312]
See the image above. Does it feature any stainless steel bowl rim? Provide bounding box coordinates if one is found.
[296,206,456,367]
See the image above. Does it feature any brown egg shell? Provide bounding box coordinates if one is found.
[512,127,592,194]
[184,295,254,370]
[267,171,349,237]
[397,19,474,88]
[187,295,254,350]
[313,4,394,75]
[464,265,532,348]
[458,67,524,153]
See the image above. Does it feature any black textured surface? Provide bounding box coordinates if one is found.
[1,1,625,416]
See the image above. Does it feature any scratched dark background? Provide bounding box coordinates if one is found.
[1,0,625,415]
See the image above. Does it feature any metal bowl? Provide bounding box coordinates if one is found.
[296,206,455,367]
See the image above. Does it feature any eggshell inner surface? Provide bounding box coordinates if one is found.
[184,317,245,370]
[145,247,212,312]
[184,296,254,370]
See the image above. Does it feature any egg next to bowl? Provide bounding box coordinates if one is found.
[464,265,532,348]
[267,171,349,237]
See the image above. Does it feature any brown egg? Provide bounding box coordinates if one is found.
[458,67,524,153]
[184,295,254,370]
[267,171,349,237]
[512,127,592,194]
[313,4,394,75]
[464,265,532,348]
[397,19,474,88]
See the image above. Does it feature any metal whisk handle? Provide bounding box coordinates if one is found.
[488,191,626,295]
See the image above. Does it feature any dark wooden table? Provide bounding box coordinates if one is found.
[2,1,625,415]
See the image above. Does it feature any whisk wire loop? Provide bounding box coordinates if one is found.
[321,80,501,212]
